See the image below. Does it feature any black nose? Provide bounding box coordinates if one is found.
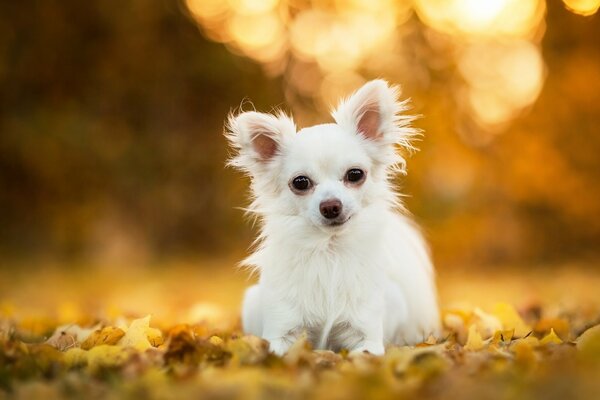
[320,199,342,219]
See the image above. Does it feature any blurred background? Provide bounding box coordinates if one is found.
[0,0,599,279]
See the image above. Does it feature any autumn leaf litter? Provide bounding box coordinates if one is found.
[1,302,599,399]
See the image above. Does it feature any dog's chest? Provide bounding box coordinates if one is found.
[283,252,381,320]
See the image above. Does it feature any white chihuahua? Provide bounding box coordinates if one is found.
[226,80,440,356]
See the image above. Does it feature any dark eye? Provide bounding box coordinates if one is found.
[291,176,312,192]
[345,168,365,184]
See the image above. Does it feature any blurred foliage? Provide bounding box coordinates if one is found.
[0,0,285,261]
[1,297,599,399]
[1,258,599,398]
[0,0,599,266]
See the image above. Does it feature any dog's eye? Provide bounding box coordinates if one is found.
[345,168,365,184]
[291,176,312,192]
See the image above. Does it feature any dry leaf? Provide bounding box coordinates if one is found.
[118,315,161,351]
[63,347,88,368]
[575,324,600,362]
[87,345,132,373]
[491,303,531,338]
[540,328,563,345]
[464,325,484,350]
[534,317,570,340]
[473,308,503,338]
[80,327,125,350]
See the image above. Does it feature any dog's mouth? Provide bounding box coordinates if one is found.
[322,216,351,227]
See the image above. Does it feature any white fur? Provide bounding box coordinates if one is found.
[226,80,440,355]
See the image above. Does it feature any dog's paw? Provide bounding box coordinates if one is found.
[268,338,291,356]
[398,322,441,346]
[350,340,385,356]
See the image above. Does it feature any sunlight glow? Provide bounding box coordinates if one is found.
[227,13,282,49]
[563,0,600,15]
[413,0,545,38]
[228,0,280,14]
[186,0,228,20]
[184,0,555,138]
[459,41,545,127]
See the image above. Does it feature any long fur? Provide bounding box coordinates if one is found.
[225,79,440,355]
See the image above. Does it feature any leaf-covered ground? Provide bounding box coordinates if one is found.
[1,262,599,399]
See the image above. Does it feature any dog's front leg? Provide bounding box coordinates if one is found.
[349,308,385,356]
[261,303,301,356]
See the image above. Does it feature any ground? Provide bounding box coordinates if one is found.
[1,260,599,399]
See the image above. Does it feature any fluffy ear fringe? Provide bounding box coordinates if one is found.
[225,110,296,174]
[332,79,420,172]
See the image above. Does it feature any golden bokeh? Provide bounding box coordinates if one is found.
[186,0,229,20]
[563,0,600,16]
[1,0,597,270]
[459,40,546,130]
[181,0,581,138]
[413,0,545,39]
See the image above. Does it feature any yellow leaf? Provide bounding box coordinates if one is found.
[540,328,563,345]
[491,329,514,345]
[575,324,600,362]
[464,325,484,350]
[534,317,570,340]
[64,348,88,368]
[80,327,125,350]
[473,308,502,338]
[147,326,164,347]
[209,335,224,347]
[491,303,531,338]
[118,315,160,351]
[87,345,131,372]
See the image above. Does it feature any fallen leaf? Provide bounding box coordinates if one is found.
[45,324,95,351]
[534,317,570,340]
[491,303,531,338]
[147,326,164,347]
[491,329,514,345]
[540,328,563,345]
[80,327,125,350]
[45,329,77,352]
[464,325,484,350]
[63,347,88,368]
[575,324,600,362]
[87,345,132,373]
[473,308,503,338]
[118,315,161,351]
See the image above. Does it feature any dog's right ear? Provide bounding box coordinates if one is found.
[225,111,295,173]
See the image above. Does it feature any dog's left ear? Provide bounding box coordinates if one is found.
[332,79,416,168]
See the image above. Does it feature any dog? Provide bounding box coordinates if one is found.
[225,80,440,355]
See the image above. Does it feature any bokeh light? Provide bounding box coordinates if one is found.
[413,0,545,38]
[459,40,546,129]
[563,0,600,16]
[183,0,556,137]
[1,0,598,269]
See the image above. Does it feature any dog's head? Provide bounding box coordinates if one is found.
[226,80,416,232]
